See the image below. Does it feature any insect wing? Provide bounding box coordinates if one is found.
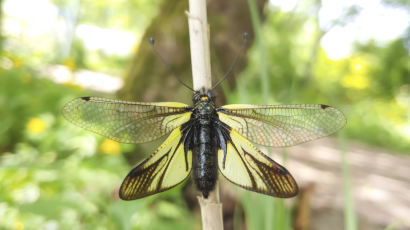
[218,104,346,147]
[119,128,192,200]
[217,129,298,198]
[62,97,192,143]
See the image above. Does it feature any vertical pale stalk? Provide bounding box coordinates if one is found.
[187,0,212,91]
[186,0,223,229]
[339,132,357,230]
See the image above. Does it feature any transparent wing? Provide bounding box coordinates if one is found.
[218,104,346,147]
[119,128,192,200]
[218,129,298,198]
[62,97,192,143]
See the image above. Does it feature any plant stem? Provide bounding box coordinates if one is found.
[186,0,223,229]
[340,132,357,230]
[248,0,269,102]
[187,0,212,91]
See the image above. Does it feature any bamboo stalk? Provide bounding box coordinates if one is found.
[186,0,224,229]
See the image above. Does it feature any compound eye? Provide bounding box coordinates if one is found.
[193,92,202,103]
[207,92,216,102]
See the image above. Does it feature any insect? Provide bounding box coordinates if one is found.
[62,89,346,199]
[62,34,345,199]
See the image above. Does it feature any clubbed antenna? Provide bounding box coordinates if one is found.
[211,32,249,90]
[149,38,195,92]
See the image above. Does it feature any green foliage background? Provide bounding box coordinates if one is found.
[0,68,197,229]
[0,0,409,229]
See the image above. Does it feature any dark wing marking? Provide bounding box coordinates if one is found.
[217,128,298,198]
[62,97,192,143]
[217,104,346,147]
[119,128,192,200]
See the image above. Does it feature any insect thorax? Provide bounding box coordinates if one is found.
[192,90,216,104]
[192,91,217,122]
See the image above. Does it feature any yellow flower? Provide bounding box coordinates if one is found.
[341,55,373,89]
[14,221,24,230]
[62,59,76,71]
[26,118,46,134]
[341,74,369,89]
[350,55,370,74]
[100,139,121,155]
[353,62,362,72]
[13,58,23,68]
[63,82,84,92]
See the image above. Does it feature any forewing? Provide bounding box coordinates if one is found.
[119,128,192,200]
[218,104,346,147]
[62,97,192,143]
[218,129,298,198]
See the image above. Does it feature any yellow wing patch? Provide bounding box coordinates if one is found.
[218,129,298,198]
[119,128,192,200]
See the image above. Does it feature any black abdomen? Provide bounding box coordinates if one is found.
[193,123,218,198]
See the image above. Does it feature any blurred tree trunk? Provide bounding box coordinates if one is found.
[118,0,267,106]
[117,0,268,173]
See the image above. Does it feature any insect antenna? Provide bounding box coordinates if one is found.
[211,32,249,90]
[149,38,195,92]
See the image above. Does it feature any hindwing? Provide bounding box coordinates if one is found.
[217,128,298,198]
[119,128,192,200]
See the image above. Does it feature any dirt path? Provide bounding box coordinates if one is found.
[273,138,410,230]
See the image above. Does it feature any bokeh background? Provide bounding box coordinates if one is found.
[0,0,409,229]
